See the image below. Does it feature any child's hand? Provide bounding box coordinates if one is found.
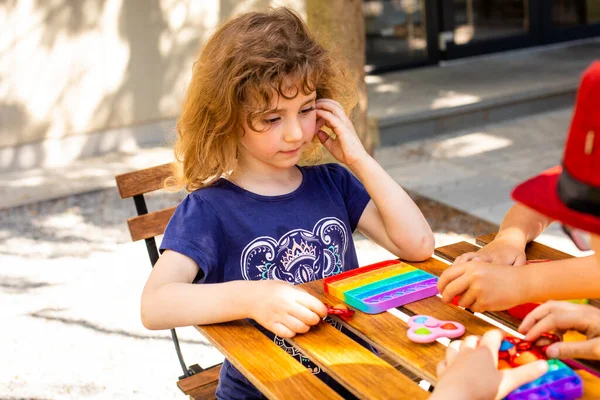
[453,238,527,267]
[519,301,600,360]
[248,280,328,339]
[315,99,369,167]
[438,261,526,312]
[432,330,547,400]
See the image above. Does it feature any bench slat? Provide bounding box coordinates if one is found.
[196,319,342,400]
[115,163,174,199]
[177,365,221,394]
[187,381,218,400]
[127,206,177,241]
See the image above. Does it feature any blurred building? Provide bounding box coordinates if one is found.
[365,0,600,72]
[2,0,600,173]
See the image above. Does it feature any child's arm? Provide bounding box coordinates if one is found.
[438,255,600,311]
[453,204,553,266]
[141,250,327,336]
[440,234,600,311]
[315,99,434,261]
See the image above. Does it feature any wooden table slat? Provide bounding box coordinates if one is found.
[196,320,343,400]
[434,241,481,263]
[302,280,445,384]
[289,317,428,400]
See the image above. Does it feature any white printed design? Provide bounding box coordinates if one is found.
[240,217,348,283]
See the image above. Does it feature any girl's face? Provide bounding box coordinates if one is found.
[238,84,317,173]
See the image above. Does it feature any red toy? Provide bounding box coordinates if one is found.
[325,303,355,321]
[498,333,559,369]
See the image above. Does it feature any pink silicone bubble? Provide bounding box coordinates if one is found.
[407,315,465,343]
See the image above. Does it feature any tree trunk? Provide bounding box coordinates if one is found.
[306,0,376,157]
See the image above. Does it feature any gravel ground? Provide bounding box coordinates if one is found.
[0,183,495,400]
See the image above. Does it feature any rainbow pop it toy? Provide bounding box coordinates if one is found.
[323,260,439,314]
[500,335,583,400]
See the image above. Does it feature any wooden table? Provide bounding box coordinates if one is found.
[196,236,600,399]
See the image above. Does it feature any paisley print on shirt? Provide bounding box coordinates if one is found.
[240,217,348,284]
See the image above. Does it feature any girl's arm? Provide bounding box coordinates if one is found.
[315,99,434,261]
[348,156,435,261]
[141,250,255,330]
[141,250,327,336]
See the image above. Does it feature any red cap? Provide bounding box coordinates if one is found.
[512,61,600,235]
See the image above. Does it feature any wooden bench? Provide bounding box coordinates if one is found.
[114,163,220,399]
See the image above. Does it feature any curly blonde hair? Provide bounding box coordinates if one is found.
[168,7,357,192]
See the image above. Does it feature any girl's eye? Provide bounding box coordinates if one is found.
[300,106,315,114]
[263,117,280,124]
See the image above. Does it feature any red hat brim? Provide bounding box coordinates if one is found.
[511,165,600,236]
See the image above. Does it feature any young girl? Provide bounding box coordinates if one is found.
[140,7,434,399]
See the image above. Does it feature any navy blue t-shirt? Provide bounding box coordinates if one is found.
[160,163,371,399]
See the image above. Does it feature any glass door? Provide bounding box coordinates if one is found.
[440,0,539,59]
[364,0,441,72]
[541,0,600,43]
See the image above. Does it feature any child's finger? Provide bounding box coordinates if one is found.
[271,322,297,339]
[445,340,461,365]
[435,359,448,377]
[498,361,548,399]
[295,292,328,318]
[478,329,505,363]
[469,299,489,313]
[545,339,600,360]
[281,314,311,334]
[457,289,477,309]
[440,274,470,304]
[522,315,557,342]
[315,100,350,125]
[288,303,322,326]
[315,109,344,133]
[513,253,527,266]
[452,252,476,266]
[519,303,553,335]
[316,117,326,131]
[461,335,480,350]
[437,264,465,294]
[317,130,333,148]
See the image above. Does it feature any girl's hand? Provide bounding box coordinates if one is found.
[519,301,600,360]
[432,330,548,400]
[315,99,369,167]
[438,261,526,312]
[453,238,527,267]
[247,280,328,339]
